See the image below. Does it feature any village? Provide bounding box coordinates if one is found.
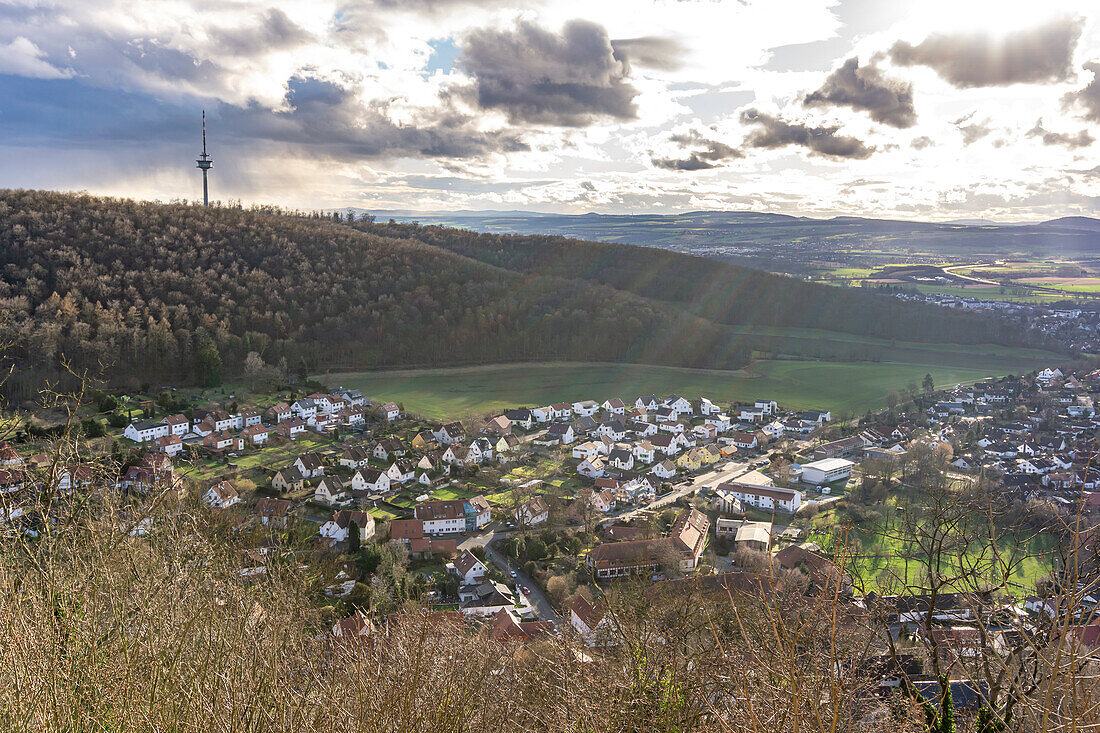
[4,362,1100,704]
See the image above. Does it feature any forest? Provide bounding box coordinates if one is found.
[0,190,1053,397]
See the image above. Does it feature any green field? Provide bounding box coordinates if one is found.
[808,501,1056,594]
[319,351,1057,421]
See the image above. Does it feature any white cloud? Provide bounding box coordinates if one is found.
[0,36,73,78]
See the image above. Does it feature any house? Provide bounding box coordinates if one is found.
[275,417,307,439]
[755,399,778,415]
[801,458,854,486]
[267,403,292,423]
[240,408,263,427]
[490,608,554,644]
[608,448,634,471]
[386,459,416,484]
[588,489,616,513]
[585,509,709,578]
[570,595,618,646]
[163,414,190,436]
[578,457,606,479]
[379,402,400,421]
[332,611,375,641]
[272,466,306,493]
[240,424,269,446]
[459,581,517,617]
[339,445,372,469]
[294,452,325,479]
[319,510,376,543]
[203,480,241,509]
[636,396,659,411]
[448,549,489,584]
[632,441,656,464]
[504,409,535,430]
[483,415,513,436]
[652,460,676,480]
[291,398,317,421]
[124,419,170,443]
[665,395,693,416]
[547,422,575,445]
[602,398,626,414]
[388,518,458,557]
[716,472,803,513]
[551,402,573,420]
[572,400,600,417]
[351,467,391,494]
[514,495,549,526]
[414,496,492,534]
[201,431,241,452]
[434,422,466,445]
[495,434,521,456]
[733,520,772,552]
[152,434,184,456]
[314,476,348,506]
[531,406,554,423]
[254,497,292,528]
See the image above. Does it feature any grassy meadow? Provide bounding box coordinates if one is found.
[320,347,1056,421]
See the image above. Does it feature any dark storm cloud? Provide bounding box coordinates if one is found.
[803,57,916,128]
[1027,119,1094,149]
[610,36,684,71]
[651,130,742,170]
[890,17,1082,88]
[1064,61,1100,122]
[739,109,874,159]
[209,8,313,56]
[457,19,639,126]
[229,74,529,159]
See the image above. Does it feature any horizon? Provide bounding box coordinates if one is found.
[3,1,1100,220]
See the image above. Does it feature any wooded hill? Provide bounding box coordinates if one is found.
[0,190,1052,397]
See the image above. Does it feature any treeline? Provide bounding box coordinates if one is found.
[0,190,1049,397]
[360,221,1039,347]
[0,190,748,396]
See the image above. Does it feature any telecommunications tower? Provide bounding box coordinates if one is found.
[196,110,213,206]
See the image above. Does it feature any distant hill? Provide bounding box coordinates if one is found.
[0,190,1052,397]
[358,209,1100,261]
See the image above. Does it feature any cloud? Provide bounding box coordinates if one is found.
[610,36,684,71]
[952,113,992,145]
[739,109,873,159]
[209,8,313,56]
[0,36,74,79]
[226,74,529,160]
[651,130,742,170]
[1026,119,1094,149]
[911,135,934,150]
[1064,61,1100,122]
[890,17,1081,88]
[803,57,916,128]
[457,19,638,126]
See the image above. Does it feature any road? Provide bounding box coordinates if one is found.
[459,529,563,626]
[611,457,753,522]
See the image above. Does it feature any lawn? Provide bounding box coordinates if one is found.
[807,501,1056,595]
[318,352,1056,421]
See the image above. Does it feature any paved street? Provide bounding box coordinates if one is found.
[611,457,754,522]
[459,529,563,626]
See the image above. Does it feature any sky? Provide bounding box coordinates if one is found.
[2,0,1100,220]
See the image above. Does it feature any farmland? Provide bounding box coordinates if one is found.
[320,349,1057,421]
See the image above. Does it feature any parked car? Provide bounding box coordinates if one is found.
[510,570,517,579]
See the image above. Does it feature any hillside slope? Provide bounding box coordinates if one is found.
[0,190,1051,396]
